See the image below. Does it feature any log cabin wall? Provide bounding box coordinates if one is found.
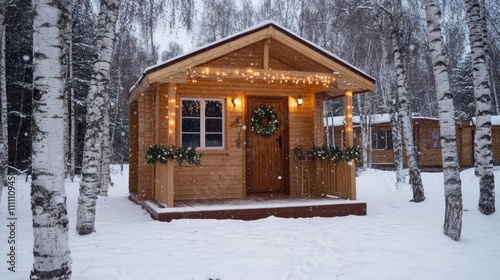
[171,79,313,200]
[325,118,475,169]
[492,125,500,164]
[414,119,443,167]
[129,101,139,194]
[137,91,155,200]
[456,120,474,167]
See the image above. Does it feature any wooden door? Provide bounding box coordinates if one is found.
[246,96,289,195]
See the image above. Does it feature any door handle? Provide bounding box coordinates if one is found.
[275,136,282,149]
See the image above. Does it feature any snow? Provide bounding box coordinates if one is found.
[472,115,500,126]
[324,114,444,127]
[1,166,499,279]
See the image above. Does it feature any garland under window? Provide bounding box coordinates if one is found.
[145,144,202,166]
[251,105,279,136]
[306,145,361,164]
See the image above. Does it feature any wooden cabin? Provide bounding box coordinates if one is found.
[325,115,475,170]
[474,116,500,165]
[128,21,375,219]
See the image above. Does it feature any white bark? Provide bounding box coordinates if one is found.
[77,0,120,235]
[424,0,463,241]
[0,0,7,194]
[100,101,111,196]
[379,30,404,185]
[388,0,425,202]
[465,0,495,215]
[31,0,72,278]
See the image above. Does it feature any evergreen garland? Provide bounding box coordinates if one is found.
[251,105,279,136]
[145,144,202,166]
[306,145,361,164]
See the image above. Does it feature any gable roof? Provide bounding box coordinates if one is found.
[130,20,376,102]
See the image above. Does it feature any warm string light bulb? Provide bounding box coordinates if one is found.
[186,67,336,87]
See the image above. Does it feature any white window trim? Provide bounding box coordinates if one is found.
[180,97,225,149]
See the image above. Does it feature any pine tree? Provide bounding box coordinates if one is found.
[451,56,475,120]
[30,0,72,278]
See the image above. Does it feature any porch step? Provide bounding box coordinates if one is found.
[129,194,367,222]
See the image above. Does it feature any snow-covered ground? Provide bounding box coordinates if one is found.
[1,165,499,280]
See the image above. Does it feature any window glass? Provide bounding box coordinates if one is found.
[182,118,200,132]
[205,100,223,117]
[386,130,393,149]
[205,134,223,147]
[432,130,441,148]
[182,100,200,117]
[182,133,200,147]
[371,131,377,149]
[377,130,386,149]
[181,98,224,149]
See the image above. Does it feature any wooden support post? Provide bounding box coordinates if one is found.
[344,89,356,200]
[263,40,270,70]
[166,84,177,207]
[154,88,161,202]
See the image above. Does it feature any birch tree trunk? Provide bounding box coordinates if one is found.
[30,0,72,278]
[379,28,404,186]
[100,100,111,196]
[388,0,425,202]
[465,0,495,215]
[424,0,463,241]
[76,0,120,235]
[0,0,7,195]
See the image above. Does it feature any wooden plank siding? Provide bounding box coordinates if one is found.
[172,78,315,200]
[493,126,500,164]
[136,92,155,200]
[129,101,139,194]
[326,118,475,170]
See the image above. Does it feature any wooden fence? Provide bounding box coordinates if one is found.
[318,160,353,199]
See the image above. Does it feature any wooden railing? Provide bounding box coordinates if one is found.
[318,160,353,199]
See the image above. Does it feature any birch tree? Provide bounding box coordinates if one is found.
[465,0,495,215]
[77,0,120,235]
[424,0,463,241]
[378,8,404,186]
[387,0,425,202]
[0,0,7,195]
[30,0,72,278]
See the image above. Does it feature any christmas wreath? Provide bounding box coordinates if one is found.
[251,105,279,136]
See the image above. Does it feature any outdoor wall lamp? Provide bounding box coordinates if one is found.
[231,97,240,107]
[297,96,303,106]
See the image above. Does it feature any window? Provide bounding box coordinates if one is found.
[425,129,441,149]
[181,98,224,149]
[372,129,393,150]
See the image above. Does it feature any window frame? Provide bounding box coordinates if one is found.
[180,97,225,150]
[371,129,393,150]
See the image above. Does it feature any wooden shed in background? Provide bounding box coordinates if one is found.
[325,115,475,170]
[474,116,500,165]
[128,21,375,220]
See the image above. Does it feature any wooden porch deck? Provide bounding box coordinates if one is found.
[129,194,367,222]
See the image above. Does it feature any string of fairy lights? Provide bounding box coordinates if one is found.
[186,67,339,87]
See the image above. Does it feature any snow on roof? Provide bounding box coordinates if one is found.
[324,114,441,127]
[472,116,500,126]
[130,20,375,94]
